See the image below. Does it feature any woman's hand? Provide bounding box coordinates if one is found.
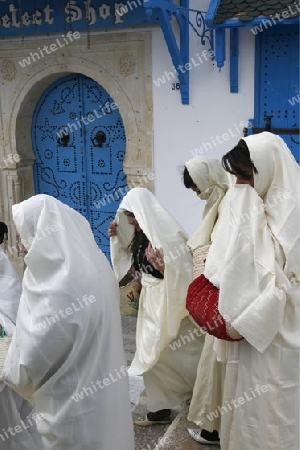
[145,243,165,274]
[107,221,117,238]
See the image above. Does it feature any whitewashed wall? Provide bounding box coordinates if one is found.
[151,1,255,234]
[0,0,256,244]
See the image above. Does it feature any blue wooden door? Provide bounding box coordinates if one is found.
[32,73,127,259]
[251,24,299,163]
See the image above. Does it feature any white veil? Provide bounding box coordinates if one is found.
[185,156,232,250]
[111,187,192,373]
[3,194,134,450]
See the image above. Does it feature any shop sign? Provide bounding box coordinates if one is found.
[0,0,157,36]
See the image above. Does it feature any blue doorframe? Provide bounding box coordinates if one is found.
[32,73,127,259]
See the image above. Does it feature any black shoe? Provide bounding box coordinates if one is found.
[147,409,171,421]
[201,429,220,442]
[134,409,172,427]
[188,428,220,445]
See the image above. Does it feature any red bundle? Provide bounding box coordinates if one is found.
[186,274,243,341]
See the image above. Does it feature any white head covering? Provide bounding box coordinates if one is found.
[205,132,300,352]
[185,156,232,250]
[0,247,21,335]
[0,247,21,394]
[3,194,134,450]
[111,187,192,373]
[111,187,192,282]
[0,250,43,450]
[243,131,300,278]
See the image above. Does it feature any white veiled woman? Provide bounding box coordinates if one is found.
[183,156,231,443]
[0,246,43,449]
[2,194,135,450]
[205,132,300,450]
[110,187,204,421]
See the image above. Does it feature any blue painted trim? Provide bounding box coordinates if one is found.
[246,119,255,136]
[253,31,263,128]
[206,15,300,29]
[215,28,225,69]
[179,0,189,102]
[206,0,221,24]
[0,1,160,36]
[143,0,180,14]
[157,10,189,105]
[146,0,190,103]
[230,28,238,93]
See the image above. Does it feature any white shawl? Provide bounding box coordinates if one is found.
[185,156,231,250]
[2,194,134,450]
[0,248,43,450]
[110,187,192,373]
[0,247,20,336]
[205,132,300,352]
[0,247,20,390]
[244,131,300,278]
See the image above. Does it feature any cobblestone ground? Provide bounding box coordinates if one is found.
[121,316,173,450]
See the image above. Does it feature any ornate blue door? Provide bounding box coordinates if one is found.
[32,73,127,259]
[250,24,299,163]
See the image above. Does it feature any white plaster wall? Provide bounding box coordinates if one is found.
[0,0,256,242]
[0,29,153,272]
[151,3,255,235]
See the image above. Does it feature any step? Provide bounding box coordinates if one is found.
[155,405,220,450]
[132,388,172,450]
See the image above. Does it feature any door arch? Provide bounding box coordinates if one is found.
[32,73,127,259]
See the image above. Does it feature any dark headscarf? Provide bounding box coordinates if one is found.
[0,221,8,244]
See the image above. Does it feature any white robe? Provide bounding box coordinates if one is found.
[111,188,204,411]
[184,156,232,430]
[2,195,135,450]
[205,175,299,449]
[0,247,43,450]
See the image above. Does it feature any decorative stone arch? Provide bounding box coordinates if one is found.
[0,32,153,273]
[12,60,150,191]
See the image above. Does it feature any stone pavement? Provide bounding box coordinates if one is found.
[121,316,219,450]
[122,316,170,450]
[121,315,137,368]
[156,404,220,450]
